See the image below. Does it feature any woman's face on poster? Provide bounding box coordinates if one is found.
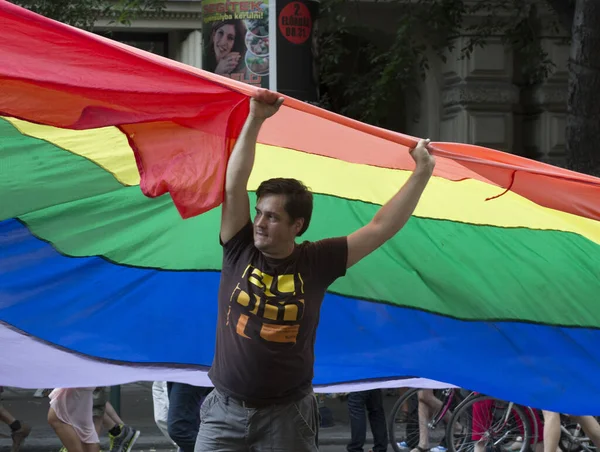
[214,24,236,61]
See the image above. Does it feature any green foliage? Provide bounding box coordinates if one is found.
[13,0,165,30]
[317,0,568,129]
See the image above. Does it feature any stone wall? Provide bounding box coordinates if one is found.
[330,1,571,164]
[520,39,570,166]
[405,33,570,165]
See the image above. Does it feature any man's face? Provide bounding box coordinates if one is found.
[254,194,303,257]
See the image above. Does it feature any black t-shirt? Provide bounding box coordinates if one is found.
[208,221,348,405]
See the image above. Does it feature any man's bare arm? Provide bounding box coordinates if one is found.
[346,139,435,268]
[220,90,284,244]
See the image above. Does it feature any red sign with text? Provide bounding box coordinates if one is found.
[278,1,312,45]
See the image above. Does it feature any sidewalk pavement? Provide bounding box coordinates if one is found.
[0,384,402,451]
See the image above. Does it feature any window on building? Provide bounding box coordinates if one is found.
[98,31,169,58]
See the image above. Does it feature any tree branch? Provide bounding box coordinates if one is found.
[545,0,575,32]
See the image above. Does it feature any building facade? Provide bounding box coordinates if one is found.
[98,0,570,165]
[411,36,570,167]
[96,0,204,67]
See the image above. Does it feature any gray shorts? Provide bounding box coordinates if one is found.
[195,389,319,452]
[92,387,108,418]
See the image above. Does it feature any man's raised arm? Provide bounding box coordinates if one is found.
[220,90,284,244]
[346,139,436,268]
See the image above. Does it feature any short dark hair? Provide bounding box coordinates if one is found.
[256,178,313,236]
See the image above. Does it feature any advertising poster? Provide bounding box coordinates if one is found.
[276,0,319,101]
[202,0,270,88]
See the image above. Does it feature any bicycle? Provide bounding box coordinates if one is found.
[445,394,540,452]
[558,415,600,452]
[388,388,469,452]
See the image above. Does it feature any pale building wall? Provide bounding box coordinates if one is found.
[96,0,203,67]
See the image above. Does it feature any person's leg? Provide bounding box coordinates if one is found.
[93,414,104,439]
[419,389,461,448]
[92,388,140,452]
[83,443,101,452]
[91,389,129,434]
[92,387,108,436]
[414,390,432,451]
[168,383,210,452]
[2,403,31,452]
[104,401,124,427]
[542,411,561,452]
[91,389,135,451]
[0,405,16,425]
[249,391,319,452]
[366,389,388,452]
[571,416,600,448]
[153,381,176,446]
[420,390,450,422]
[104,401,140,452]
[102,401,125,438]
[194,389,247,451]
[347,392,368,452]
[50,388,101,452]
[365,390,388,452]
[48,407,85,452]
[91,389,125,431]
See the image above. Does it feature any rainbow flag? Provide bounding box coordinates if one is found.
[1,1,599,413]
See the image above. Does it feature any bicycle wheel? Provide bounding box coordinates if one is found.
[388,389,420,452]
[525,407,540,447]
[445,395,531,452]
[388,389,451,452]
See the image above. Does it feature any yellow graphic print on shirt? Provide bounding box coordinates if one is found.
[229,264,305,344]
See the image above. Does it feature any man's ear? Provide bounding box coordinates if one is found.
[294,218,305,236]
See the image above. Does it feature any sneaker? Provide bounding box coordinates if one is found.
[123,425,140,452]
[11,423,31,452]
[109,424,140,452]
[431,447,448,452]
[398,442,410,449]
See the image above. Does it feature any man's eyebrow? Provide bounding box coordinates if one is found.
[256,207,279,217]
